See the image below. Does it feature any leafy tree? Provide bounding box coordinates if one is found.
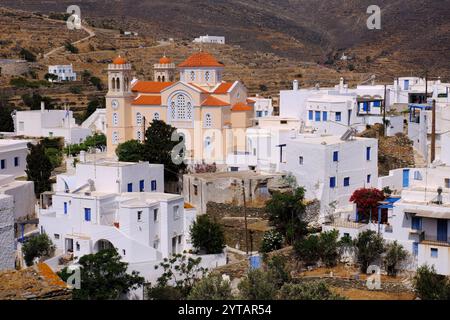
[260,230,284,253]
[69,86,82,94]
[45,147,63,169]
[266,255,291,289]
[20,48,36,62]
[22,233,55,266]
[143,120,187,183]
[44,73,59,82]
[238,269,278,300]
[65,42,79,54]
[21,93,54,110]
[318,230,341,268]
[278,281,345,300]
[26,142,53,197]
[265,188,307,244]
[294,234,320,266]
[383,241,409,276]
[413,265,450,300]
[353,230,385,273]
[65,134,107,156]
[190,215,225,254]
[188,274,234,300]
[146,254,208,300]
[89,77,103,90]
[116,140,145,162]
[59,249,144,300]
[0,94,14,132]
[350,188,385,222]
[83,97,105,121]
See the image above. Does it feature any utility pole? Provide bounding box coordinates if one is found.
[241,179,249,256]
[431,99,436,163]
[425,71,428,103]
[383,84,387,136]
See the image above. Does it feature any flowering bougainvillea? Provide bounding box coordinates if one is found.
[350,188,385,211]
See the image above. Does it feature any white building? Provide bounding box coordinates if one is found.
[13,103,91,145]
[0,194,14,271]
[390,77,450,106]
[0,139,29,178]
[38,160,196,268]
[0,175,35,220]
[81,108,107,135]
[248,96,273,119]
[280,133,378,218]
[193,35,225,44]
[279,79,403,137]
[47,65,77,82]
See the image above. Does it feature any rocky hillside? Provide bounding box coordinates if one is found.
[2,0,450,80]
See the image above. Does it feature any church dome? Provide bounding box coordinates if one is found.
[159,56,172,64]
[113,55,127,65]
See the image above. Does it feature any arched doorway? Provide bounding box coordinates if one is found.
[94,239,115,253]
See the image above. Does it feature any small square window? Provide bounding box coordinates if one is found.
[137,211,143,222]
[154,209,159,222]
[344,177,350,187]
[299,156,304,165]
[367,175,372,184]
[445,179,450,189]
[54,234,60,240]
[333,151,339,162]
[330,177,336,188]
[194,185,198,196]
[14,157,19,167]
[123,249,126,256]
[0,159,5,170]
[173,205,180,220]
[431,248,438,258]
[151,180,157,192]
[76,242,80,251]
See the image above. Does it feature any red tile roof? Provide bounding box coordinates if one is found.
[188,82,210,93]
[214,82,233,94]
[201,96,229,107]
[113,55,127,65]
[232,102,253,112]
[132,95,162,106]
[178,52,224,68]
[132,81,174,93]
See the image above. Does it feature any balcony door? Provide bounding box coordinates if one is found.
[437,219,448,242]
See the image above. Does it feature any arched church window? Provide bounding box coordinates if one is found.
[136,112,143,126]
[205,113,212,128]
[111,78,116,90]
[205,71,210,82]
[190,71,195,81]
[177,95,186,119]
[116,78,120,91]
[112,113,119,126]
[154,112,160,121]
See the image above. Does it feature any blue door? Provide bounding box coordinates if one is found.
[437,219,448,242]
[402,169,410,188]
[127,183,133,192]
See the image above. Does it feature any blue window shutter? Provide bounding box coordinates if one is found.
[127,183,133,192]
[84,208,91,222]
[403,169,410,188]
[308,110,313,120]
[139,180,145,192]
[344,177,350,187]
[367,175,371,184]
[336,112,341,122]
[412,243,419,256]
[366,147,371,161]
[322,111,328,121]
[315,111,321,122]
[151,180,157,191]
[411,217,422,230]
[333,151,339,162]
[0,159,5,169]
[64,202,68,214]
[14,157,19,167]
[330,177,336,188]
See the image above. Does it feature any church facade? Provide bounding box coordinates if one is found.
[105,52,254,164]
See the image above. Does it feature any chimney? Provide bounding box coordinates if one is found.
[339,77,344,90]
[293,80,299,91]
[40,101,45,112]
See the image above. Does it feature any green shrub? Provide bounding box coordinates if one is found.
[188,274,233,300]
[22,233,55,266]
[260,230,284,253]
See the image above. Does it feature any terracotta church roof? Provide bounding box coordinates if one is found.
[132,81,174,93]
[132,95,162,106]
[201,96,229,107]
[178,52,224,68]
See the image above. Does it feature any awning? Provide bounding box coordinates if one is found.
[413,210,450,219]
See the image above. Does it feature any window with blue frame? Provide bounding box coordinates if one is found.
[139,180,145,192]
[335,112,342,122]
[333,151,339,162]
[366,147,371,161]
[308,110,313,120]
[0,159,5,169]
[151,180,157,191]
[256,111,263,117]
[322,111,328,121]
[412,242,419,256]
[315,111,321,122]
[64,202,68,215]
[343,177,350,187]
[373,101,381,107]
[127,183,133,192]
[14,157,19,167]
[411,216,422,231]
[431,248,438,258]
[367,175,371,184]
[84,208,91,222]
[329,177,336,188]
